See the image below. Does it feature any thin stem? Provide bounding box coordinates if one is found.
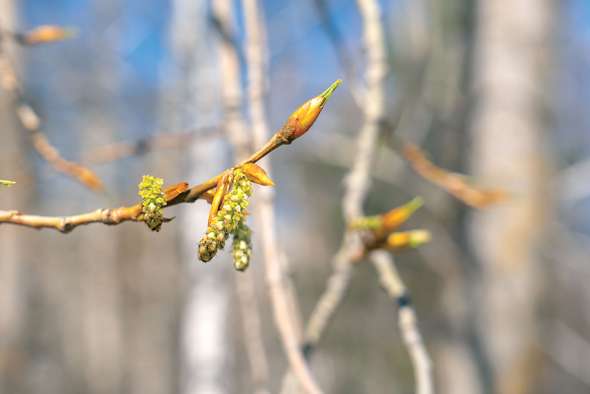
[371,251,433,394]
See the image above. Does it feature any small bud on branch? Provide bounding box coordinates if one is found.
[17,25,76,46]
[386,230,431,251]
[280,79,341,142]
[0,179,16,187]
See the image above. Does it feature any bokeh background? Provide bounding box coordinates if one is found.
[1,0,590,393]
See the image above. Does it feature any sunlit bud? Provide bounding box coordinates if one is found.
[281,80,341,141]
[19,25,76,46]
[380,197,424,234]
[386,230,431,251]
[241,163,274,186]
[0,179,16,187]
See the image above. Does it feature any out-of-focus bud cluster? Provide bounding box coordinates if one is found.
[138,175,166,231]
[350,197,431,253]
[198,168,253,264]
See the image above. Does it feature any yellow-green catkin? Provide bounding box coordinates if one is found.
[138,175,166,231]
[232,220,252,271]
[198,169,252,262]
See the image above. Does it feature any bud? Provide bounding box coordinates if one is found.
[0,179,16,187]
[386,230,431,251]
[281,79,341,141]
[19,25,76,46]
[379,197,424,234]
[241,163,274,186]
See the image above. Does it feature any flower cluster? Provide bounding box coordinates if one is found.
[231,221,252,271]
[198,169,253,263]
[138,175,166,231]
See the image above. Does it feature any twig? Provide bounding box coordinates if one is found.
[0,107,321,232]
[213,1,271,393]
[291,1,434,393]
[403,143,507,209]
[301,0,387,359]
[83,127,220,164]
[371,251,433,394]
[242,0,322,393]
[0,30,103,191]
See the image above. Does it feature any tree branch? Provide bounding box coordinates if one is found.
[0,29,103,191]
[371,251,433,394]
[0,118,309,232]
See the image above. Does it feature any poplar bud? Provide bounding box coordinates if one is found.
[281,80,341,141]
[18,25,75,46]
[0,179,16,187]
[379,197,424,234]
[386,230,431,251]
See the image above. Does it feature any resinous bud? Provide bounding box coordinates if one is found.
[282,80,341,141]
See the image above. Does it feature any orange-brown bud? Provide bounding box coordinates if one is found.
[386,230,431,251]
[281,79,341,141]
[19,25,76,46]
[379,197,423,234]
[241,163,274,186]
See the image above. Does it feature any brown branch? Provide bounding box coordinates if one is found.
[403,142,507,208]
[0,124,295,232]
[83,127,220,164]
[0,30,103,191]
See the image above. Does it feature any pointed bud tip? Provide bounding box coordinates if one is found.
[406,196,424,213]
[320,79,342,100]
[409,230,431,247]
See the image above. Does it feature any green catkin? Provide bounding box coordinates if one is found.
[138,175,166,231]
[232,221,252,271]
[198,169,252,262]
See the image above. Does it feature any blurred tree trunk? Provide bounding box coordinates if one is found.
[0,0,33,391]
[167,1,235,393]
[469,1,556,393]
